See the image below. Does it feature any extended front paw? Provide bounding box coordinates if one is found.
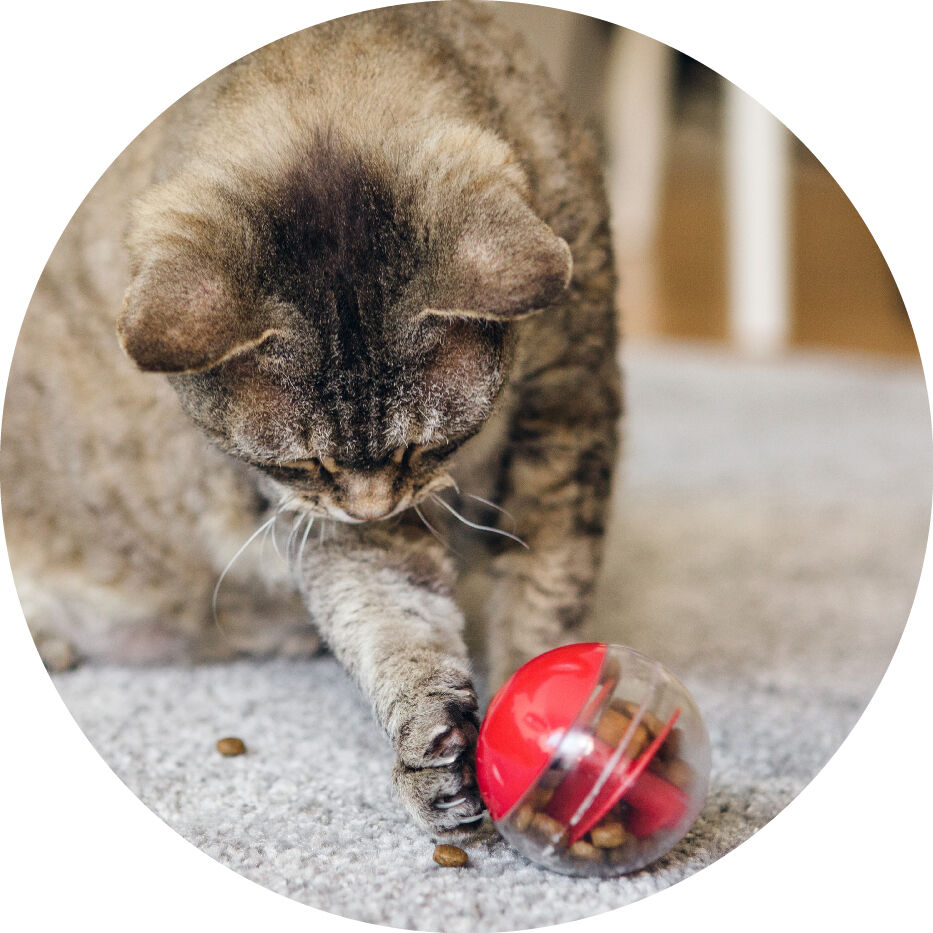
[392,678,485,838]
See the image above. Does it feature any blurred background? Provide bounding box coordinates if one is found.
[497,2,917,359]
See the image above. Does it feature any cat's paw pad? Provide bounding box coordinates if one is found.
[392,680,485,837]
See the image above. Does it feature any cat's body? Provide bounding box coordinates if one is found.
[1,1,620,837]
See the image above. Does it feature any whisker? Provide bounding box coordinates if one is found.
[269,526,281,558]
[464,492,516,528]
[414,503,450,552]
[270,497,297,558]
[286,512,304,561]
[430,494,529,549]
[296,514,316,570]
[212,515,277,630]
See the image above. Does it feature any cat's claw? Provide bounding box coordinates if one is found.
[392,678,485,838]
[436,796,466,809]
[457,812,485,823]
[393,755,486,837]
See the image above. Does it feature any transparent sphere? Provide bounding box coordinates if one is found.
[476,643,710,877]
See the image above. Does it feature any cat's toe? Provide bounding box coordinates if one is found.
[392,678,486,837]
[396,679,479,769]
[393,756,486,839]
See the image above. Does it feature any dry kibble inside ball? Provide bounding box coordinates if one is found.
[568,839,603,862]
[595,708,629,746]
[512,803,535,832]
[624,724,650,758]
[661,757,695,790]
[531,812,567,844]
[216,736,246,756]
[589,821,626,848]
[613,700,666,740]
[433,844,469,867]
[659,728,682,761]
[595,709,650,758]
[638,709,666,739]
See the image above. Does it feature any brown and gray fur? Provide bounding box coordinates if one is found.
[0,1,620,839]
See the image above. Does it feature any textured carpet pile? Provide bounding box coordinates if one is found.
[51,341,932,931]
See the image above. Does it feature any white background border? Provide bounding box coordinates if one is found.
[2,2,930,930]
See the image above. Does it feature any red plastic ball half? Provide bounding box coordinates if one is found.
[476,642,607,821]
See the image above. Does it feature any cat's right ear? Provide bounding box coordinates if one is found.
[117,260,279,373]
[426,189,573,321]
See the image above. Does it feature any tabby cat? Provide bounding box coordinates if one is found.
[0,0,620,838]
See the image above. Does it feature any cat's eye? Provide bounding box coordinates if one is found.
[275,456,335,477]
[388,441,460,469]
[391,444,423,468]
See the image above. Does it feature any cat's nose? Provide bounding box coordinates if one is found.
[343,504,394,522]
[342,473,397,521]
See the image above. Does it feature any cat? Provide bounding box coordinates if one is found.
[0,0,621,839]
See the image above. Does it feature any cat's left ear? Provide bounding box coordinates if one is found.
[117,257,281,373]
[428,189,572,320]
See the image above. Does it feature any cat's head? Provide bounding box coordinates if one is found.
[117,127,571,522]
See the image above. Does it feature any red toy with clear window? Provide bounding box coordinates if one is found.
[476,643,710,876]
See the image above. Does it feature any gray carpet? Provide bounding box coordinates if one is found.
[51,341,932,932]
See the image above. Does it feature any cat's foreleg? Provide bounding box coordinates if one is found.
[485,356,621,689]
[296,526,483,838]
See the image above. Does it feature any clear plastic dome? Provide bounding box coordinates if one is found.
[480,644,710,877]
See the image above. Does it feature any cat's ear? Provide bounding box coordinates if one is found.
[117,260,278,373]
[428,190,573,319]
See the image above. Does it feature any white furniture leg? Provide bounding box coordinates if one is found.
[604,28,674,334]
[725,82,791,356]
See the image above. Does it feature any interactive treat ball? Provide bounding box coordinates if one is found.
[476,643,710,876]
